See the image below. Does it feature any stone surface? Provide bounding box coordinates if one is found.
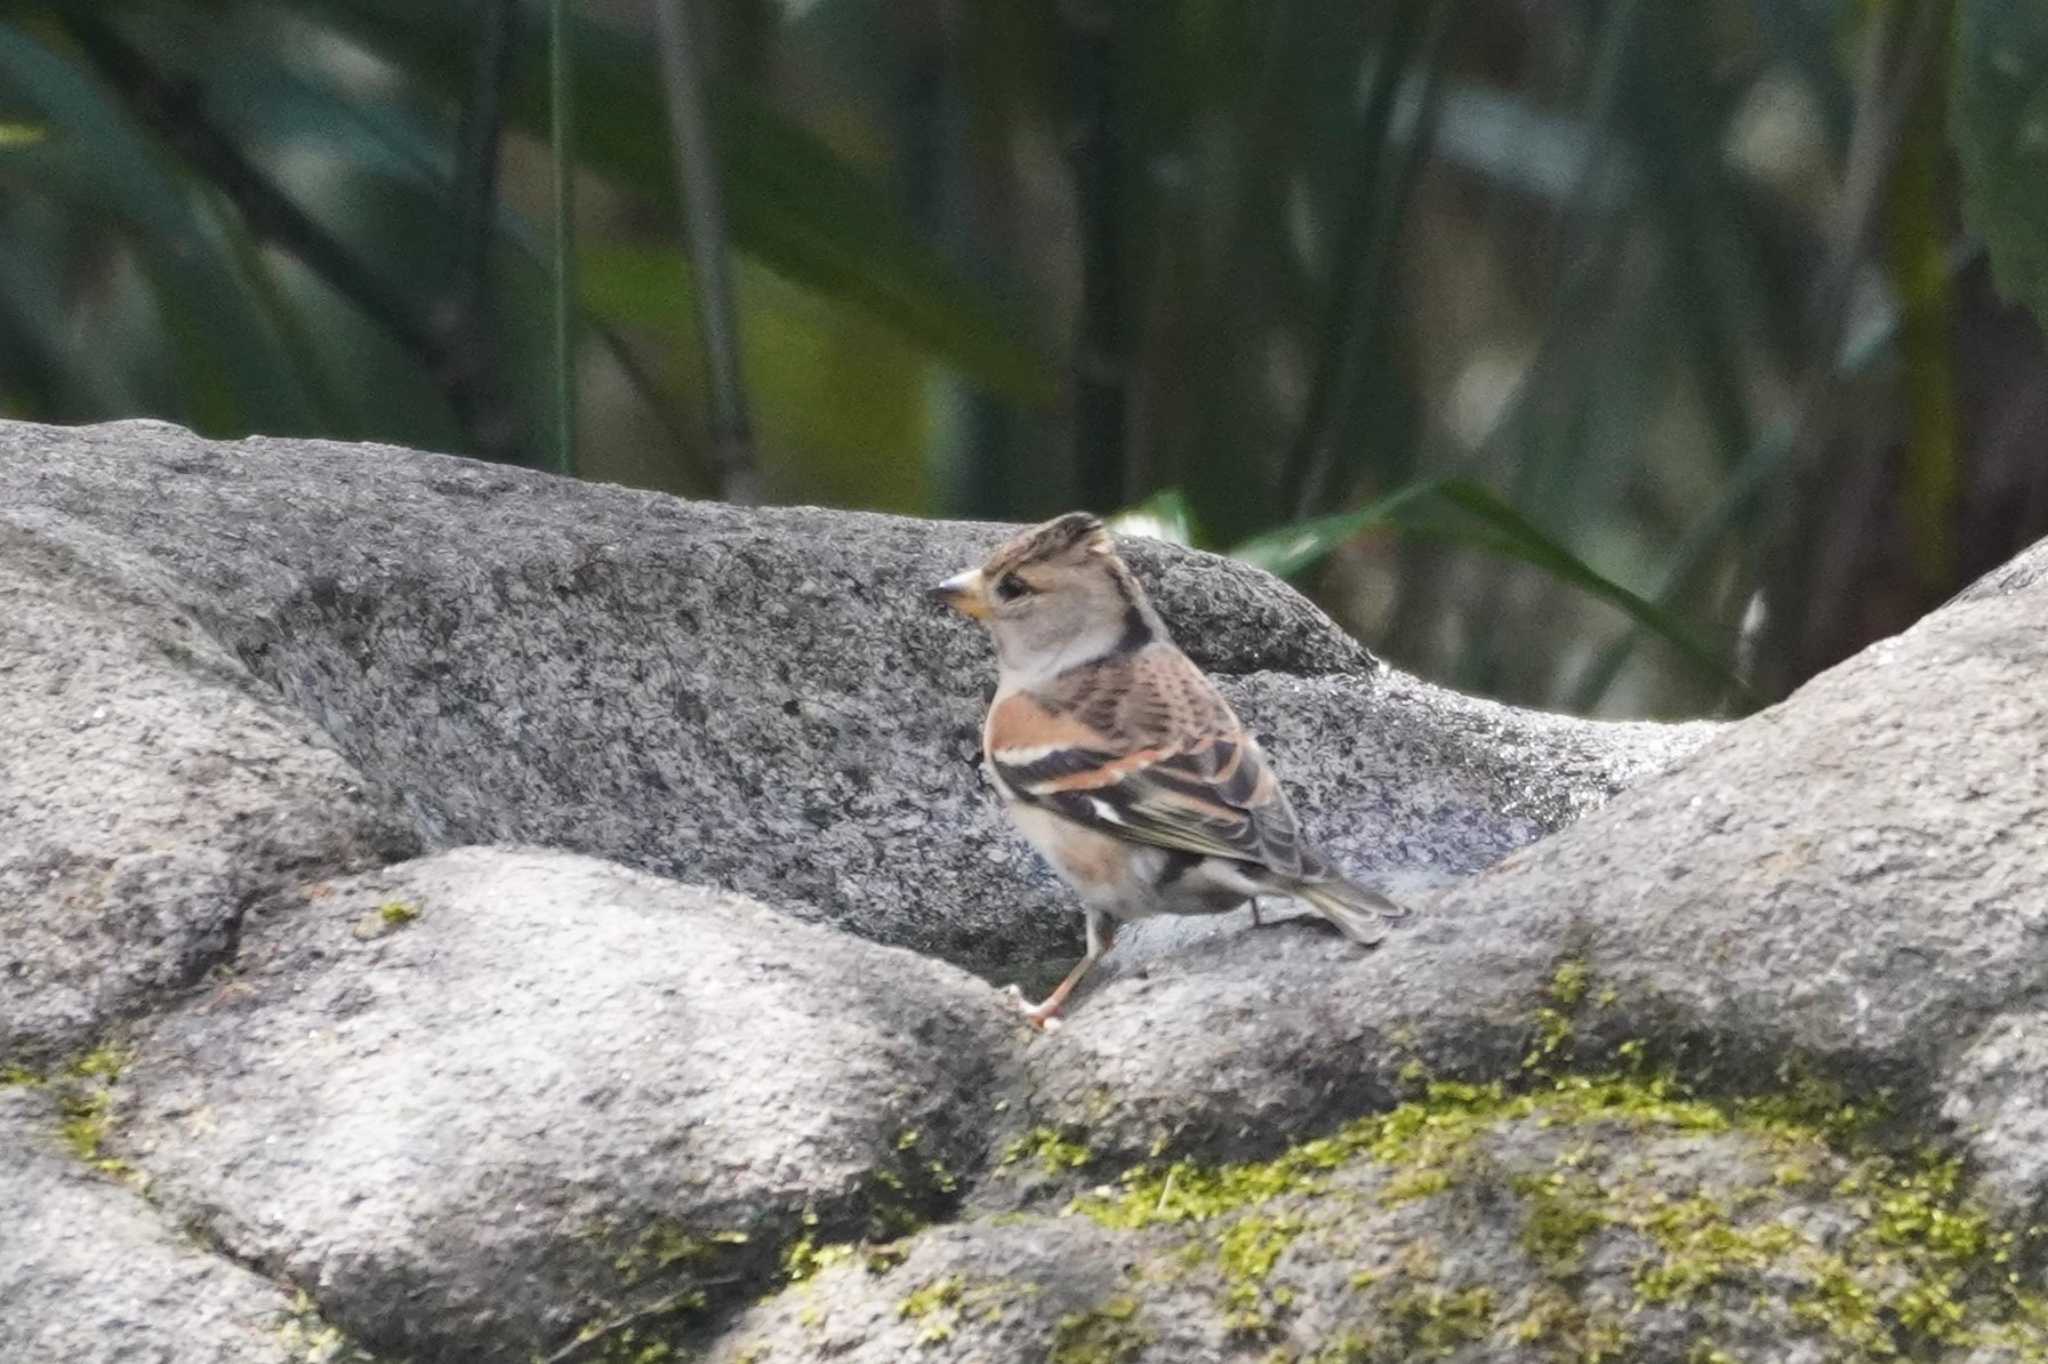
[108,848,1018,1362]
[0,419,1710,982]
[0,1085,306,1364]
[7,415,2048,1364]
[0,510,417,1068]
[1942,1012,2048,1223]
[712,1087,2039,1363]
[1016,560,2048,1170]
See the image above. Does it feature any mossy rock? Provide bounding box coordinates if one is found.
[708,1072,2048,1362]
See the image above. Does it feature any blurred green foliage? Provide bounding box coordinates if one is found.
[1,0,2045,718]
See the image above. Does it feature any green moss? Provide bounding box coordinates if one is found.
[781,1235,856,1283]
[276,1289,383,1363]
[564,1217,757,1362]
[1514,1171,1608,1273]
[1304,1332,1380,1363]
[57,1088,124,1172]
[897,1274,964,1345]
[610,1223,748,1287]
[1217,1213,1308,1335]
[1002,1125,1094,1175]
[1048,1294,1150,1364]
[897,1274,962,1318]
[1051,1032,2048,1362]
[891,1274,1027,1347]
[752,968,2048,1362]
[0,1063,43,1086]
[1525,959,1592,1071]
[1630,1198,1802,1302]
[69,1044,129,1080]
[51,1045,133,1179]
[1387,1284,1495,1356]
[1510,1289,1630,1361]
[376,899,421,927]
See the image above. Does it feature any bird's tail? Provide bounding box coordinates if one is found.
[1293,876,1408,945]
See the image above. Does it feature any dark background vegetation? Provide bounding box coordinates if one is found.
[2,0,2045,718]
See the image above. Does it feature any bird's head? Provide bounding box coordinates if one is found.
[930,512,1162,681]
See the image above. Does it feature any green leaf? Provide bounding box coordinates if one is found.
[293,0,1055,402]
[1426,481,1748,699]
[1108,488,1202,546]
[0,19,315,434]
[1228,481,1440,579]
[1954,0,2048,329]
[582,243,931,512]
[1230,478,1749,698]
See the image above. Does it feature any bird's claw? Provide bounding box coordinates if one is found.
[1002,983,1065,1033]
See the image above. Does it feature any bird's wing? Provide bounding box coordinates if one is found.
[985,646,1322,880]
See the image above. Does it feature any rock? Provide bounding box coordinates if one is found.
[0,1084,312,1364]
[1942,1012,2048,1223]
[1099,668,1713,976]
[9,414,2048,1364]
[703,1220,1142,1364]
[712,1080,2043,1362]
[0,511,417,1068]
[0,419,1709,983]
[106,848,1018,1361]
[1011,553,2048,1175]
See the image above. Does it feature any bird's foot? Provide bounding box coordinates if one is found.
[1248,897,1291,930]
[1002,983,1065,1033]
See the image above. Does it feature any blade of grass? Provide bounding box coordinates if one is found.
[1429,479,1749,699]
[1568,234,1985,713]
[442,0,522,460]
[1890,0,1960,590]
[296,0,1053,404]
[1231,476,1749,698]
[1107,487,1201,546]
[1063,0,1126,511]
[1279,0,1436,519]
[653,0,756,502]
[53,11,503,447]
[0,18,313,434]
[1229,480,1442,579]
[549,0,576,475]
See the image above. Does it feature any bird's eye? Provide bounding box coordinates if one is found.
[994,574,1032,603]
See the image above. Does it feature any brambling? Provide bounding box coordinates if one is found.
[932,512,1406,1029]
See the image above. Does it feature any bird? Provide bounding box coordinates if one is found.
[930,511,1406,1029]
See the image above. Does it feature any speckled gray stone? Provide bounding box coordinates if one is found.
[10,415,2048,1364]
[706,1105,1977,1364]
[0,510,417,1068]
[109,848,1018,1362]
[1012,560,2048,1170]
[0,418,1708,984]
[1942,1012,2048,1223]
[0,1086,305,1364]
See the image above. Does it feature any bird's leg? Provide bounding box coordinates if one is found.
[1011,910,1118,1031]
[1249,896,1263,928]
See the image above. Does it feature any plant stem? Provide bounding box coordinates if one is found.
[1062,0,1124,511]
[59,13,518,460]
[653,0,758,503]
[549,0,578,476]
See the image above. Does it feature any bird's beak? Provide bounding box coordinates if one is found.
[928,568,989,620]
